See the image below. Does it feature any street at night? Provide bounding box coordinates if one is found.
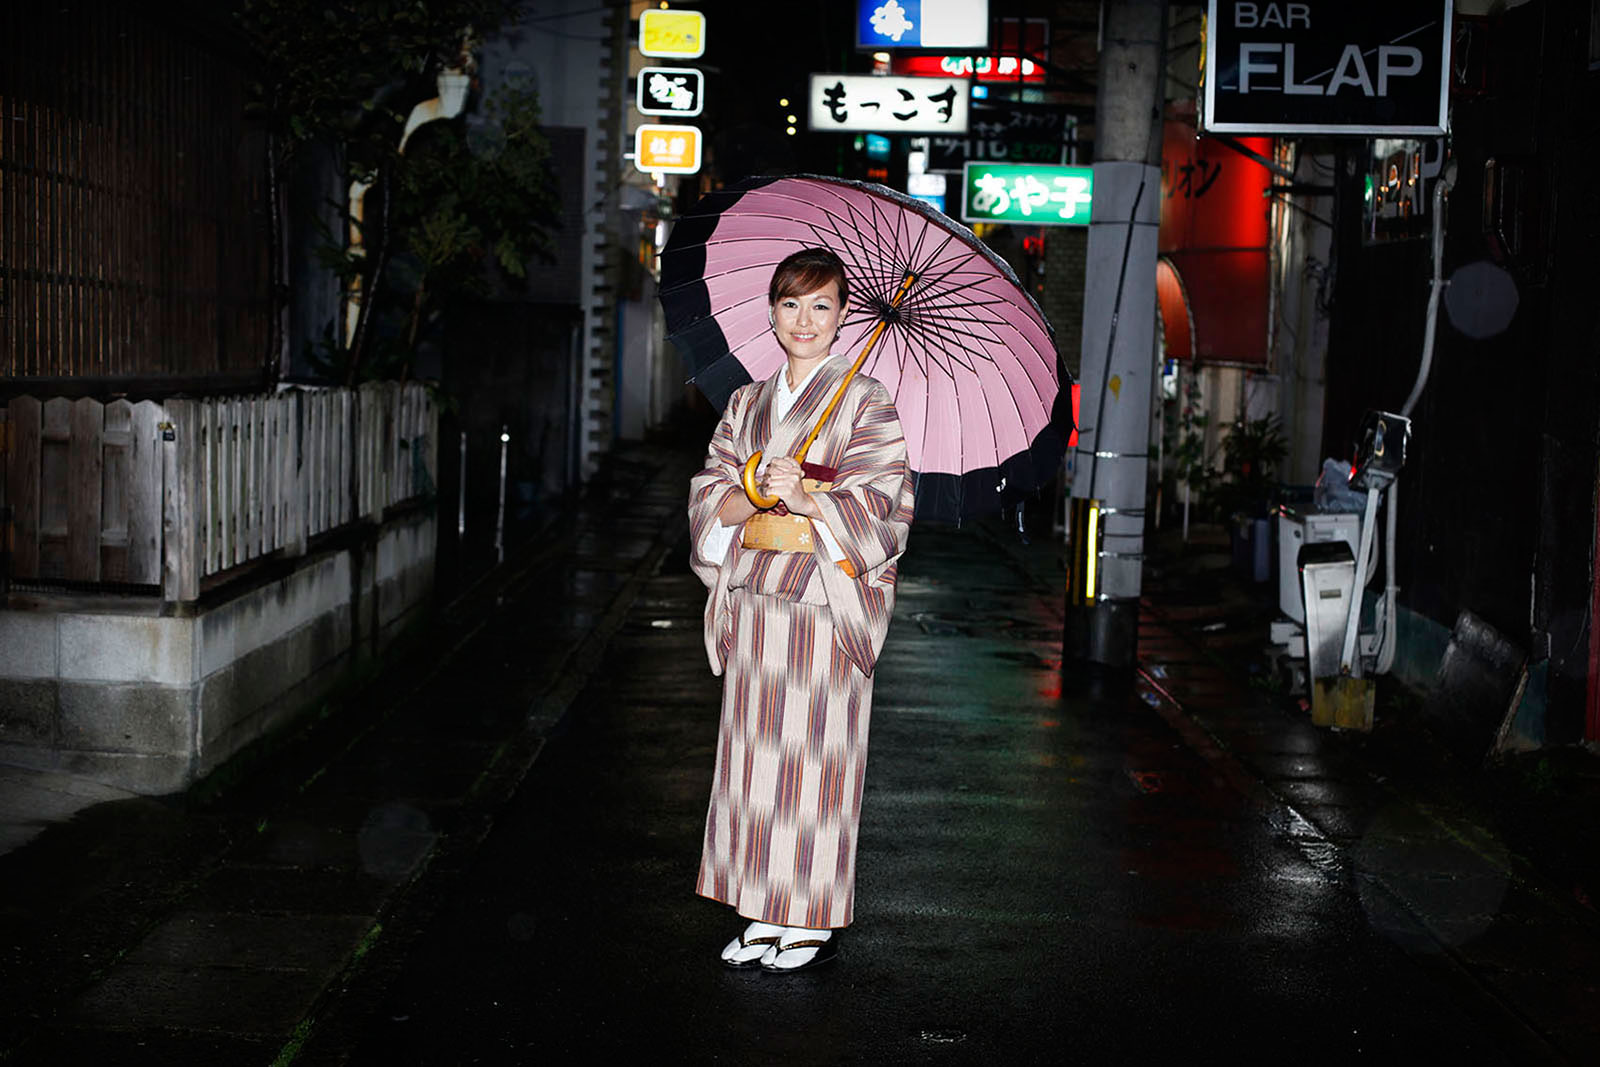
[3,0,1600,1063]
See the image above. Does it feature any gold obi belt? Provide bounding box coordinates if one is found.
[741,461,858,578]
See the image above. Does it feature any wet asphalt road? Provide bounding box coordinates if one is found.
[332,524,1534,1064]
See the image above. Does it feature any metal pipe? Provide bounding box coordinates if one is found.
[457,429,467,540]
[495,426,509,564]
[1402,162,1454,418]
[1378,162,1452,674]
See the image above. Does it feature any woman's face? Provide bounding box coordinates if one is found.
[771,283,846,362]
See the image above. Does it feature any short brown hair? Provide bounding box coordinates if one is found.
[768,248,850,307]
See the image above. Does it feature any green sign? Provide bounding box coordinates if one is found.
[960,163,1094,226]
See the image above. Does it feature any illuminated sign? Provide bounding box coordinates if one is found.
[637,67,704,117]
[906,172,946,197]
[894,54,1044,82]
[929,103,1073,169]
[808,74,969,134]
[1158,121,1270,364]
[634,124,702,174]
[639,9,706,59]
[960,162,1093,226]
[891,17,1048,83]
[857,0,988,50]
[1203,0,1452,135]
[1364,137,1446,243]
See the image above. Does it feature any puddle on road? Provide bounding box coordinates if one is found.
[1269,806,1346,880]
[920,1030,968,1045]
[1127,769,1165,794]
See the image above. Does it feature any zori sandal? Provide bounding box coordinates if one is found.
[720,924,782,969]
[760,935,838,973]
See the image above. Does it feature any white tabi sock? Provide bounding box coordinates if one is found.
[721,920,785,964]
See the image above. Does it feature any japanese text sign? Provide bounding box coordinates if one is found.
[637,67,704,117]
[639,9,706,59]
[857,0,988,50]
[894,54,1044,83]
[808,74,969,135]
[891,17,1047,83]
[929,104,1072,169]
[960,163,1093,227]
[1203,0,1452,135]
[635,124,702,175]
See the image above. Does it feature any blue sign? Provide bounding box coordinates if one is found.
[910,193,946,214]
[865,134,891,160]
[857,0,989,50]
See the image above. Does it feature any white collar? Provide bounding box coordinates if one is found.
[777,356,834,403]
[774,357,836,423]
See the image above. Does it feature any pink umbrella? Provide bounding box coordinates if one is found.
[660,175,1072,522]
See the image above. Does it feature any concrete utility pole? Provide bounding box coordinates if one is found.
[1066,0,1167,669]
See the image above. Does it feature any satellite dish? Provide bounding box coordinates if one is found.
[1444,260,1519,340]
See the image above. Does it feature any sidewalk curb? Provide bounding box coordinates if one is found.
[278,466,692,1065]
[983,517,1590,1062]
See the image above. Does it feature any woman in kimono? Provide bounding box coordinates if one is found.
[688,248,914,973]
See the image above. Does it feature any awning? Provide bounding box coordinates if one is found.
[1155,257,1193,360]
[1158,115,1270,364]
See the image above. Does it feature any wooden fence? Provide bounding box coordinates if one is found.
[0,3,273,383]
[1,383,436,601]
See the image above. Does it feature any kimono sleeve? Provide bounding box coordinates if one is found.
[687,386,752,592]
[810,380,915,675]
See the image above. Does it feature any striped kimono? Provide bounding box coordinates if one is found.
[689,356,914,929]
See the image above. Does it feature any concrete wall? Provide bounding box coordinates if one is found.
[0,511,435,795]
[479,0,625,478]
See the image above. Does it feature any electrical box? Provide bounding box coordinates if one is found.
[1278,511,1365,623]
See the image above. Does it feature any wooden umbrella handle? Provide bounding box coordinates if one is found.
[740,272,917,509]
[742,451,778,509]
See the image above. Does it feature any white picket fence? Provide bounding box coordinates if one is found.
[1,383,436,601]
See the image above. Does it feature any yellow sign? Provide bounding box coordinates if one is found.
[635,123,702,175]
[639,9,706,58]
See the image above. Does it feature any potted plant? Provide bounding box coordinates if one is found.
[1216,415,1288,581]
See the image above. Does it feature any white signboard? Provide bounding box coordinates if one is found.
[857,0,989,50]
[637,67,704,117]
[807,74,969,135]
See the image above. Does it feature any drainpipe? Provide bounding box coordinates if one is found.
[1375,162,1454,677]
[343,70,472,349]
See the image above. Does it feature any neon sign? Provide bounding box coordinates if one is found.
[895,54,1045,83]
[961,163,1093,226]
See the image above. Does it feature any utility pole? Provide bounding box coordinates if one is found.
[1066,0,1167,670]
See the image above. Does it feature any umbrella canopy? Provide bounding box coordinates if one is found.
[660,174,1073,523]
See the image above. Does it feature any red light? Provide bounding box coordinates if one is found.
[1022,235,1043,255]
[1069,382,1080,447]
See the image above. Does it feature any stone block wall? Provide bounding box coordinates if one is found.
[0,511,435,794]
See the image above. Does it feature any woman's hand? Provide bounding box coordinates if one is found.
[763,456,819,518]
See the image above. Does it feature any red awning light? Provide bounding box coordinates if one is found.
[1155,257,1194,361]
[1070,381,1080,448]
